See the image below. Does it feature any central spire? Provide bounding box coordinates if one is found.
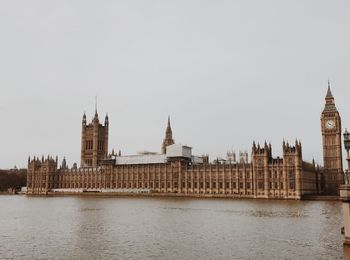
[166,116,172,138]
[162,116,175,154]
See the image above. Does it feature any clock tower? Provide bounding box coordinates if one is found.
[321,82,344,194]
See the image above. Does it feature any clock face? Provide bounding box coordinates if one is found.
[325,120,336,130]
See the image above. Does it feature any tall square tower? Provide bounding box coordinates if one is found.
[321,82,343,194]
[80,110,109,167]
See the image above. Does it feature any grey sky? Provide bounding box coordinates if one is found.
[0,0,349,169]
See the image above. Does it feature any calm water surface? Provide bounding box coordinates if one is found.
[0,196,344,259]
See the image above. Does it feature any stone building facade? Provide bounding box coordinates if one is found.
[26,85,344,199]
[26,140,318,199]
[320,82,344,194]
[80,110,109,167]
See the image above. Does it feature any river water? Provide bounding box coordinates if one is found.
[0,196,344,259]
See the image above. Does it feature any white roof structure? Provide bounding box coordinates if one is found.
[113,144,199,165]
[166,144,192,158]
[115,154,167,165]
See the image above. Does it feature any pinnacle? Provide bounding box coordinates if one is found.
[326,81,333,99]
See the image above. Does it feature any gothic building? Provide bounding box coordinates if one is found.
[80,110,109,167]
[321,82,344,194]
[26,85,344,198]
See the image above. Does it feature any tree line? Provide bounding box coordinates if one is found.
[0,169,27,191]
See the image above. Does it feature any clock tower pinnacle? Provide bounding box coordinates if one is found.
[321,81,344,194]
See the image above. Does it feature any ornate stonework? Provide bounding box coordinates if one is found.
[321,82,344,194]
[80,110,109,167]
[27,86,344,198]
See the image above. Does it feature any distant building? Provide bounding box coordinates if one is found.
[226,151,236,163]
[239,151,249,164]
[27,85,344,199]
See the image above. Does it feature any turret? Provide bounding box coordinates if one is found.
[61,157,67,169]
[82,112,87,126]
[104,113,109,159]
[282,140,302,159]
[252,141,272,158]
[81,112,87,167]
[105,113,109,126]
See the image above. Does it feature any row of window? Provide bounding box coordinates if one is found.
[258,171,296,179]
[51,181,296,190]
[258,182,295,190]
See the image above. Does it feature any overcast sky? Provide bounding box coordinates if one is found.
[0,1,349,169]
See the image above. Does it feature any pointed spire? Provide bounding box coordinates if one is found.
[95,95,98,115]
[105,113,109,126]
[162,116,175,154]
[82,112,87,126]
[165,116,173,138]
[93,96,99,122]
[344,128,350,141]
[62,157,67,169]
[326,80,334,99]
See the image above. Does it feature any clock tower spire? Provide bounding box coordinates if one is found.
[321,81,344,194]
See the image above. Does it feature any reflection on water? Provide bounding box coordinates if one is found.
[0,196,344,259]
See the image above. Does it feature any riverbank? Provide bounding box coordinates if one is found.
[25,191,340,201]
[301,195,340,201]
[0,191,25,195]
